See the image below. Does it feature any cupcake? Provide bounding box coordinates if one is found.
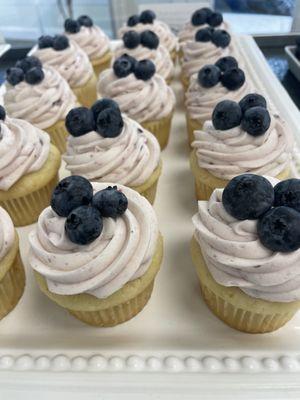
[32,34,97,107]
[190,97,293,201]
[97,55,175,150]
[0,206,25,320]
[114,30,174,84]
[185,56,254,145]
[181,27,235,90]
[191,174,300,333]
[119,10,178,62]
[63,99,162,204]
[29,176,163,327]
[4,56,78,153]
[0,107,61,226]
[64,15,112,77]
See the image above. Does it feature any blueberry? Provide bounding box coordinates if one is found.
[64,18,80,33]
[211,29,231,48]
[257,206,300,252]
[113,55,135,78]
[15,56,42,73]
[140,30,159,49]
[92,186,128,218]
[96,107,124,138]
[38,35,54,49]
[24,67,44,85]
[274,179,300,212]
[223,174,274,220]
[6,67,24,86]
[239,93,267,114]
[139,10,156,24]
[51,176,93,217]
[53,35,69,51]
[0,106,6,121]
[191,9,208,26]
[198,64,221,88]
[134,59,156,80]
[241,106,271,136]
[207,12,223,27]
[221,67,245,90]
[201,7,213,19]
[212,100,242,130]
[215,56,238,72]
[195,27,213,42]
[91,98,119,122]
[123,30,140,49]
[77,15,93,27]
[65,107,95,137]
[127,14,140,27]
[65,206,103,245]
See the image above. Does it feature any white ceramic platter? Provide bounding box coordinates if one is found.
[1,36,300,399]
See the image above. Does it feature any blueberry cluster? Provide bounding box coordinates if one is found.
[38,34,69,51]
[127,10,156,26]
[51,176,128,245]
[64,15,94,34]
[65,98,124,138]
[123,30,159,50]
[212,94,270,136]
[223,174,300,252]
[195,27,230,48]
[191,7,223,28]
[113,54,156,81]
[198,56,245,90]
[6,56,44,86]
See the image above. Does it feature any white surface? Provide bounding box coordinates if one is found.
[285,45,300,81]
[1,36,300,398]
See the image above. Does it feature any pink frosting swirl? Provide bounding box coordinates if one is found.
[4,67,77,130]
[97,69,175,123]
[32,41,93,87]
[29,182,159,299]
[65,25,111,60]
[178,21,230,46]
[192,118,293,180]
[113,43,174,82]
[0,207,15,259]
[63,115,160,186]
[0,118,50,190]
[193,182,300,302]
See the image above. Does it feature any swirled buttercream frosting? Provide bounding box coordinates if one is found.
[0,207,15,259]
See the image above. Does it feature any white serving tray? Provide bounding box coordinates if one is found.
[285,45,300,82]
[1,36,300,399]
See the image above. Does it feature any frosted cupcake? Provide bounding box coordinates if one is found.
[181,27,235,90]
[190,97,293,200]
[191,174,300,333]
[63,100,161,204]
[64,16,112,77]
[0,107,61,226]
[98,55,175,149]
[185,56,254,145]
[0,206,25,320]
[114,30,174,84]
[119,10,178,62]
[29,176,163,327]
[32,34,96,107]
[4,56,77,153]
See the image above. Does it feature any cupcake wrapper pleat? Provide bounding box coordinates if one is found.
[186,115,203,147]
[142,113,173,150]
[91,52,112,77]
[46,120,69,154]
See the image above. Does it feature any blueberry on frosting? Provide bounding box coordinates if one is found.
[134,59,156,80]
[191,8,208,26]
[92,186,128,218]
[221,67,245,90]
[140,30,159,49]
[274,179,300,212]
[211,29,231,48]
[38,35,54,49]
[207,12,223,27]
[212,100,242,130]
[127,14,140,27]
[64,18,81,33]
[16,56,42,73]
[6,67,24,86]
[51,176,93,217]
[77,15,93,27]
[139,9,156,24]
[0,106,6,121]
[123,30,140,49]
[198,64,221,88]
[239,93,267,114]
[25,67,44,85]
[65,205,103,245]
[52,35,69,51]
[195,27,213,42]
[223,174,274,220]
[215,56,238,72]
[65,107,95,137]
[241,106,271,136]
[91,98,119,122]
[113,55,135,78]
[96,107,124,138]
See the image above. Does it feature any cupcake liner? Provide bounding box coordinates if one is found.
[190,149,291,201]
[91,51,112,77]
[190,237,300,333]
[0,235,25,320]
[72,72,97,108]
[132,160,162,204]
[142,112,174,150]
[45,119,69,154]
[186,115,203,147]
[0,145,61,226]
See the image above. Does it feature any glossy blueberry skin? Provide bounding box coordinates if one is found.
[195,27,213,42]
[0,106,6,121]
[274,179,300,213]
[134,59,156,80]
[96,107,124,138]
[64,18,81,33]
[91,98,119,122]
[77,15,93,27]
[215,56,238,72]
[140,30,159,49]
[241,106,271,136]
[239,93,267,114]
[65,107,95,137]
[211,29,231,48]
[16,56,42,73]
[191,8,208,26]
[38,35,54,49]
[92,186,128,218]
[212,100,242,130]
[113,55,135,78]
[207,12,223,27]
[123,30,140,49]
[53,35,69,51]
[6,67,24,86]
[127,14,140,27]
[139,10,156,24]
[25,67,45,85]
[198,64,221,88]
[221,67,245,90]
